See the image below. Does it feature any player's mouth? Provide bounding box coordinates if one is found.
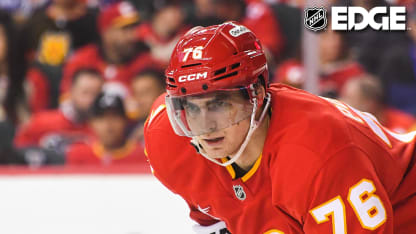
[203,137,225,146]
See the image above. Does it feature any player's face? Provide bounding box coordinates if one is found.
[183,91,252,158]
[196,116,250,159]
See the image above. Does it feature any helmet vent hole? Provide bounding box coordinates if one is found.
[181,63,202,68]
[214,67,226,76]
[230,63,240,70]
[181,87,187,94]
[168,84,177,88]
[168,77,175,83]
[213,71,238,81]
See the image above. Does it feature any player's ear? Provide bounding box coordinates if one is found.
[257,84,266,101]
[254,83,267,119]
[253,79,266,107]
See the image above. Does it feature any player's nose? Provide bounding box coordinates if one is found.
[199,112,218,133]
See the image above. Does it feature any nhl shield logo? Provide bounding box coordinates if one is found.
[304,7,327,31]
[233,185,246,201]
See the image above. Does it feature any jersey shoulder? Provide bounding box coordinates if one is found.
[144,94,209,194]
[267,84,353,161]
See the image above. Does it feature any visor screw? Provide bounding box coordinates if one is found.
[202,84,208,90]
[181,87,187,94]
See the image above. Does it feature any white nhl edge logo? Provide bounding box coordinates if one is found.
[233,185,246,201]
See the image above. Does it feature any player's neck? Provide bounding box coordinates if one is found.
[235,114,270,171]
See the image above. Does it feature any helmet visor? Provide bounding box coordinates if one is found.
[166,89,253,137]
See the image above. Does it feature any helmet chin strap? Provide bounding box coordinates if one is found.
[191,92,271,167]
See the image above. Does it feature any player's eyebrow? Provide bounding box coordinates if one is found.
[206,94,229,105]
[185,93,230,106]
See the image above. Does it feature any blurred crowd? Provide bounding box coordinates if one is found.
[0,0,415,167]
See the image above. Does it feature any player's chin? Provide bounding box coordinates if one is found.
[204,148,228,159]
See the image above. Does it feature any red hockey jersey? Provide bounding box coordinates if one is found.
[144,84,416,234]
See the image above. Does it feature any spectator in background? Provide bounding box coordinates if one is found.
[66,93,146,165]
[60,1,158,100]
[23,0,99,112]
[340,74,416,133]
[126,69,165,144]
[14,68,103,159]
[137,2,189,66]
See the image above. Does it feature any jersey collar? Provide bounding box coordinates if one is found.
[221,154,262,182]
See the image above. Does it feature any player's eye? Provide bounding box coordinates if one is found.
[184,102,201,116]
[207,100,231,111]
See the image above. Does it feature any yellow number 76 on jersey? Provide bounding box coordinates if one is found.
[309,179,387,234]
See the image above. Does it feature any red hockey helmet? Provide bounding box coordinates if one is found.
[165,21,268,98]
[165,22,269,138]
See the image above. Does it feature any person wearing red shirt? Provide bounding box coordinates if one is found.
[67,93,146,165]
[14,68,103,154]
[144,22,416,233]
[60,1,159,100]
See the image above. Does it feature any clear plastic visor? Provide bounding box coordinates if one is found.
[166,89,254,137]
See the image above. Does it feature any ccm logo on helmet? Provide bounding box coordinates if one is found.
[178,72,208,82]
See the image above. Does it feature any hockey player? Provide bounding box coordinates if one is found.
[144,22,416,234]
